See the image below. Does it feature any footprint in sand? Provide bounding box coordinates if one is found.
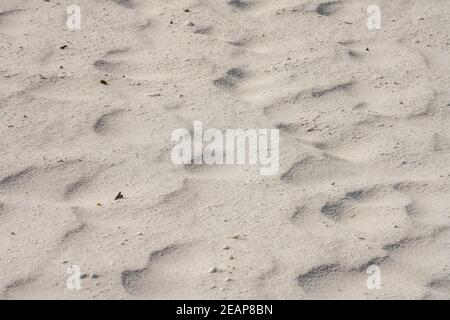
[120,243,217,298]
[213,68,246,90]
[315,1,341,16]
[111,0,135,9]
[228,0,250,10]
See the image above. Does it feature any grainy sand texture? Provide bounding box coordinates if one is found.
[1,0,450,300]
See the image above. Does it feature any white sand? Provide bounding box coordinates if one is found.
[0,0,449,299]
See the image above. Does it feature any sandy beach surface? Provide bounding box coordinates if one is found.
[1,0,449,299]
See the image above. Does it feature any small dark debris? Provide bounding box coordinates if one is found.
[60,45,68,50]
[100,80,108,85]
[114,192,124,200]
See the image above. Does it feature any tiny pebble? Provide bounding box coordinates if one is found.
[208,267,217,273]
